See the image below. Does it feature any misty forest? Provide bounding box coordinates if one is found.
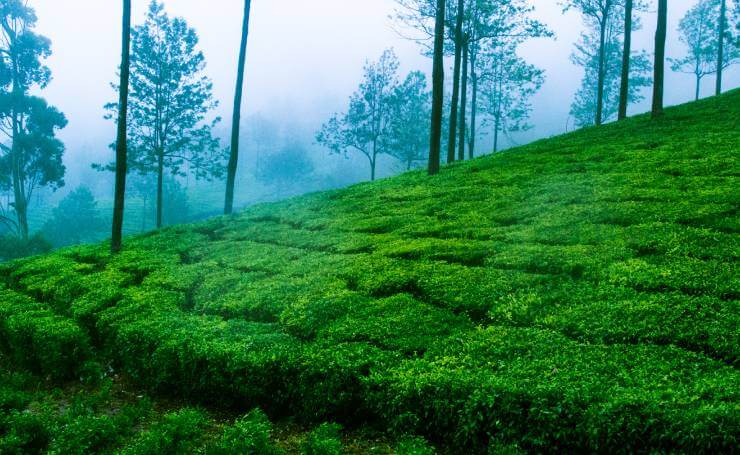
[0,0,738,453]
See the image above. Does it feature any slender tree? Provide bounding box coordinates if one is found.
[224,0,252,215]
[98,1,224,229]
[571,8,652,126]
[0,0,66,240]
[652,0,668,117]
[480,44,545,153]
[447,0,465,163]
[458,34,469,161]
[316,49,399,181]
[563,0,622,126]
[716,0,728,94]
[428,0,445,175]
[389,71,431,170]
[671,0,738,101]
[618,0,633,120]
[111,0,132,254]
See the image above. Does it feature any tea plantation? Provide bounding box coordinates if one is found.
[1,92,738,453]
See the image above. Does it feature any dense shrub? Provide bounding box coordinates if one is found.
[299,423,343,455]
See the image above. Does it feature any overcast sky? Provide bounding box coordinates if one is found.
[32,0,739,186]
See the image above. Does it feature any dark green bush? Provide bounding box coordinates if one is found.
[299,423,343,455]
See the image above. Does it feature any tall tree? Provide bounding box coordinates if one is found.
[652,0,668,117]
[99,0,224,229]
[563,0,623,126]
[316,49,399,181]
[394,0,550,159]
[389,71,432,170]
[460,0,551,159]
[428,0,445,175]
[671,0,738,101]
[570,8,652,127]
[618,0,633,119]
[716,0,728,94]
[458,33,469,161]
[224,0,252,216]
[111,0,132,254]
[0,0,66,240]
[480,44,544,153]
[447,0,465,163]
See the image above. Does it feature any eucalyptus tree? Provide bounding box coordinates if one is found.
[428,0,445,175]
[563,0,624,126]
[99,0,224,229]
[394,0,550,160]
[224,0,252,216]
[716,0,727,94]
[111,0,132,253]
[671,0,738,100]
[316,49,399,181]
[389,71,432,170]
[652,0,668,118]
[462,0,551,159]
[479,44,544,153]
[0,0,66,240]
[570,8,652,127]
[618,0,633,120]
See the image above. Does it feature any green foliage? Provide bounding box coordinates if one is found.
[299,423,343,455]
[42,187,107,248]
[122,409,208,455]
[211,409,277,455]
[0,92,738,453]
[0,233,51,262]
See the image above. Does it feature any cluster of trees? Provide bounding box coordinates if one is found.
[316,50,432,180]
[320,0,553,180]
[672,0,738,100]
[0,0,737,257]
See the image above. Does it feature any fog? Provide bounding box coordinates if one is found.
[17,0,740,231]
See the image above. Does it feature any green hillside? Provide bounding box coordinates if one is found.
[1,92,738,453]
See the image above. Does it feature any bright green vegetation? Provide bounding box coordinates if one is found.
[1,92,738,453]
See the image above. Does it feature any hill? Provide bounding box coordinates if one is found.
[1,91,738,453]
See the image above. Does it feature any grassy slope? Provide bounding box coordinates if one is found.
[1,91,738,453]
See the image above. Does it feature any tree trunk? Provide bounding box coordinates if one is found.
[111,0,132,254]
[596,19,608,125]
[10,54,28,240]
[428,0,445,176]
[224,0,252,215]
[370,157,377,181]
[458,36,469,161]
[156,153,164,228]
[716,0,727,96]
[652,0,667,118]
[618,0,633,121]
[695,74,701,101]
[468,48,477,159]
[493,115,500,154]
[447,0,465,164]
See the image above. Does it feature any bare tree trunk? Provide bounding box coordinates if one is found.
[224,0,252,215]
[596,19,608,125]
[716,0,727,96]
[468,48,478,159]
[112,0,132,254]
[494,115,500,154]
[428,0,445,176]
[458,36,469,161]
[652,0,667,118]
[447,0,464,164]
[695,74,701,101]
[618,0,633,121]
[156,153,164,228]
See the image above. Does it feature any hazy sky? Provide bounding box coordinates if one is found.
[31,0,739,186]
